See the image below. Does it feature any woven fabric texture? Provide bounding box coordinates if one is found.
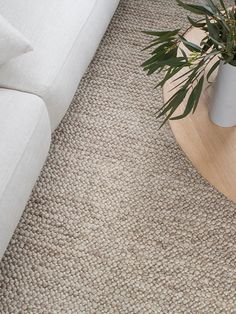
[1,0,236,313]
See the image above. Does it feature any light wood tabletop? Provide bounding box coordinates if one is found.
[163,28,236,203]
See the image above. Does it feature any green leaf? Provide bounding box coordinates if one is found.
[187,16,206,28]
[179,35,202,52]
[155,66,185,89]
[141,53,163,67]
[205,15,221,43]
[172,66,197,84]
[206,59,220,82]
[142,56,186,75]
[170,76,204,120]
[142,41,160,51]
[151,44,177,57]
[201,38,214,54]
[192,76,204,113]
[158,87,190,128]
[219,0,228,15]
[205,0,220,15]
[142,34,178,51]
[208,35,225,48]
[142,39,173,51]
[159,105,180,128]
[142,29,180,37]
[142,44,173,69]
[157,88,188,119]
[176,0,214,16]
[170,88,196,120]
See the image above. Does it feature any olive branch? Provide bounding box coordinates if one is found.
[142,0,236,127]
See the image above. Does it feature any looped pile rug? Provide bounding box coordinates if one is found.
[1,0,236,313]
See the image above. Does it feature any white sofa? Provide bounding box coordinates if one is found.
[0,0,120,259]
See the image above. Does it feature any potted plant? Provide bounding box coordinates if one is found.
[142,0,236,127]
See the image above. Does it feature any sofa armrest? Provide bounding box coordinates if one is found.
[0,89,51,259]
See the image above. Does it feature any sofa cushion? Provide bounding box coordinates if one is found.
[0,14,32,65]
[0,0,120,130]
[0,89,51,259]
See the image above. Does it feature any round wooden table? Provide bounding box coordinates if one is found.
[163,28,236,203]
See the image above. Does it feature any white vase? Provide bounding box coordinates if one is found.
[209,62,236,127]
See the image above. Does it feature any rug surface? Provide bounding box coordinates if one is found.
[1,0,236,313]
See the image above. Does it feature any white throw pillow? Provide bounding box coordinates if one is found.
[0,14,32,65]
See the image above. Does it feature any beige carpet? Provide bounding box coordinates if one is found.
[1,0,236,313]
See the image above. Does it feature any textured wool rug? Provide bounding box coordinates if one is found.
[1,0,236,313]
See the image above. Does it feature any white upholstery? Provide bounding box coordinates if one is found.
[0,0,120,130]
[0,14,32,65]
[0,0,120,259]
[0,89,51,259]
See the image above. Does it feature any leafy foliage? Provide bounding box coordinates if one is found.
[142,0,236,126]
